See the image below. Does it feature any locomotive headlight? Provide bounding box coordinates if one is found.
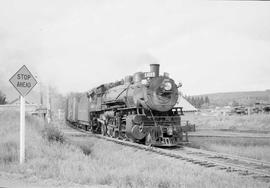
[164,82,172,91]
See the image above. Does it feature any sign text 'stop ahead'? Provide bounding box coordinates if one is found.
[9,65,37,97]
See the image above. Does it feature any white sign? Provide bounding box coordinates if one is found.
[9,65,37,164]
[9,65,37,97]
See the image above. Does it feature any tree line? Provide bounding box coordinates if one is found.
[1,88,211,109]
[184,95,210,109]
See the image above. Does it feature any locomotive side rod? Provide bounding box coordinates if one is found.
[65,121,270,182]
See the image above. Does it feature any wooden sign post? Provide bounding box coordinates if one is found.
[9,65,37,164]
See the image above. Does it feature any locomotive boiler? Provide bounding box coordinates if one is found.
[66,64,190,146]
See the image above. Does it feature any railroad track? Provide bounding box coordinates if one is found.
[63,121,270,182]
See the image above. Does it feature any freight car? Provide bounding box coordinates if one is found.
[66,64,191,146]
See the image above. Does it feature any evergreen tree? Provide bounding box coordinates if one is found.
[184,95,212,109]
[194,97,199,108]
[199,97,204,107]
[191,97,195,106]
[205,96,210,104]
[0,91,7,105]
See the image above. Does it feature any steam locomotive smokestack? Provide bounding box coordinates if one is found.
[150,64,159,77]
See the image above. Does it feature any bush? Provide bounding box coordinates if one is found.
[79,144,92,156]
[42,126,65,143]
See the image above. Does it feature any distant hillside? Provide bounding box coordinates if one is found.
[193,90,270,107]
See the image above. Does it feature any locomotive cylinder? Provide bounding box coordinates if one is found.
[150,64,160,77]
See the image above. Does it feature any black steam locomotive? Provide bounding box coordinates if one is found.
[66,64,190,146]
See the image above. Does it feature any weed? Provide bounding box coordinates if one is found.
[42,126,65,143]
[158,180,170,188]
[0,140,18,164]
[79,144,92,156]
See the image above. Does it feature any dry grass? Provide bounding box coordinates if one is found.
[185,113,270,162]
[0,111,43,165]
[189,137,270,162]
[0,111,270,187]
[184,113,270,132]
[42,125,65,143]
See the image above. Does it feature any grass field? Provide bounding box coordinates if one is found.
[189,137,270,162]
[185,113,270,161]
[1,111,270,187]
[184,113,270,132]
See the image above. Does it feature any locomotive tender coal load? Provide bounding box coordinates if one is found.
[66,64,190,146]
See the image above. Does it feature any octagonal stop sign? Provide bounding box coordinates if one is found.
[9,65,37,97]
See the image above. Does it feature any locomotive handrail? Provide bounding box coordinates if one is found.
[115,84,131,101]
[116,107,137,111]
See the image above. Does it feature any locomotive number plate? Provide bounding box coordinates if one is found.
[144,72,156,78]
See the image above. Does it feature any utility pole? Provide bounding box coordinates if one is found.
[40,82,44,106]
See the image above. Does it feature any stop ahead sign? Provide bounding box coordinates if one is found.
[9,65,37,97]
[9,65,38,164]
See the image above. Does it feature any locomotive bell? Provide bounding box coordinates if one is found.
[150,64,159,77]
[124,75,133,84]
[133,72,144,83]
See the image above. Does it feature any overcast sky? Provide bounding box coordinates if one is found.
[0,0,269,95]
